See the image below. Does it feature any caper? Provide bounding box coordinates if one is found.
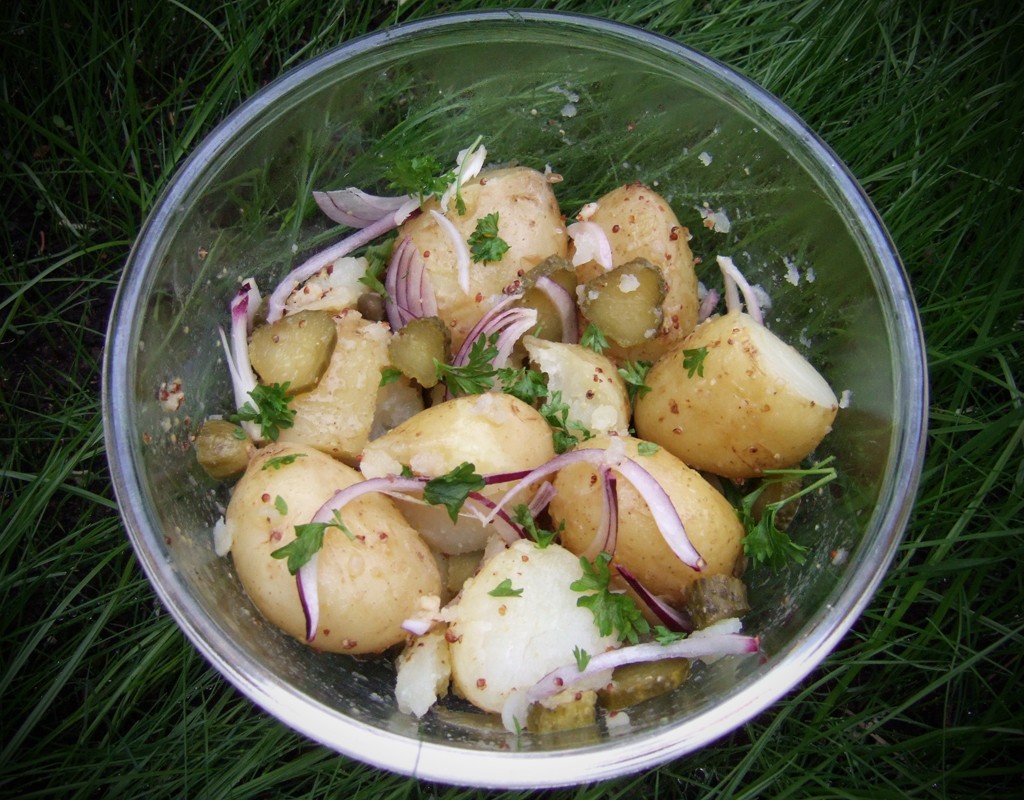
[194,419,254,480]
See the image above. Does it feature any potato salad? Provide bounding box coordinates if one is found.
[199,141,839,733]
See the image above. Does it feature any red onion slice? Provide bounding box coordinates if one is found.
[567,221,613,271]
[483,447,705,571]
[615,563,692,632]
[266,211,408,323]
[385,236,433,330]
[534,274,579,343]
[717,255,763,325]
[582,467,618,560]
[697,287,720,323]
[313,188,416,228]
[296,554,320,642]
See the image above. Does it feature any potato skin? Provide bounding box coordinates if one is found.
[634,311,839,478]
[277,309,389,465]
[397,166,568,350]
[360,393,557,554]
[549,435,743,606]
[576,183,698,362]
[227,443,441,654]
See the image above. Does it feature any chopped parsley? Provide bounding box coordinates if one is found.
[618,359,653,404]
[422,462,486,523]
[273,495,288,515]
[573,646,591,671]
[467,212,510,264]
[683,346,709,378]
[488,578,524,598]
[653,625,688,645]
[261,453,305,470]
[385,154,453,203]
[571,552,650,645]
[580,323,609,353]
[435,332,498,396]
[359,236,394,298]
[637,441,660,456]
[497,365,548,405]
[739,457,838,568]
[379,366,403,386]
[512,503,560,548]
[230,382,295,442]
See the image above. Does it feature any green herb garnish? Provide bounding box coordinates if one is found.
[573,646,591,671]
[261,453,305,470]
[683,347,709,378]
[467,212,509,264]
[435,332,498,396]
[512,503,560,548]
[273,495,288,515]
[230,383,296,442]
[637,441,660,456]
[539,390,593,454]
[618,359,653,404]
[571,552,650,645]
[580,323,609,353]
[488,578,524,598]
[740,457,838,568]
[385,154,453,203]
[358,236,395,298]
[379,366,403,386]
[422,462,486,522]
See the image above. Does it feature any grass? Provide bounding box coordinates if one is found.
[2,0,1021,797]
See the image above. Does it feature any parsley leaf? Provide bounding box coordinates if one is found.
[270,511,355,574]
[573,646,591,671]
[262,453,305,470]
[683,347,709,378]
[512,504,560,548]
[571,553,650,645]
[435,333,498,396]
[618,360,653,404]
[637,441,660,456]
[359,237,394,298]
[497,365,548,405]
[273,495,288,515]
[385,154,453,203]
[379,366,403,387]
[580,323,609,353]
[467,212,510,264]
[422,462,486,523]
[539,390,593,454]
[653,625,687,645]
[739,458,837,568]
[230,383,296,442]
[488,578,524,597]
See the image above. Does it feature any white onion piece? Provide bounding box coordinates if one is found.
[429,209,471,295]
[218,284,260,440]
[567,221,613,271]
[717,255,763,325]
[483,448,704,571]
[527,481,556,517]
[534,274,579,343]
[266,212,405,323]
[440,140,487,213]
[313,187,415,228]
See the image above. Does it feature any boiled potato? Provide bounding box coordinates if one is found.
[226,443,442,654]
[360,393,556,554]
[396,166,568,350]
[446,540,619,717]
[522,335,630,439]
[395,627,452,718]
[549,435,744,606]
[277,309,389,464]
[574,183,699,362]
[634,311,839,478]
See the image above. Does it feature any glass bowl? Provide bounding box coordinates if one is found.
[102,10,927,788]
